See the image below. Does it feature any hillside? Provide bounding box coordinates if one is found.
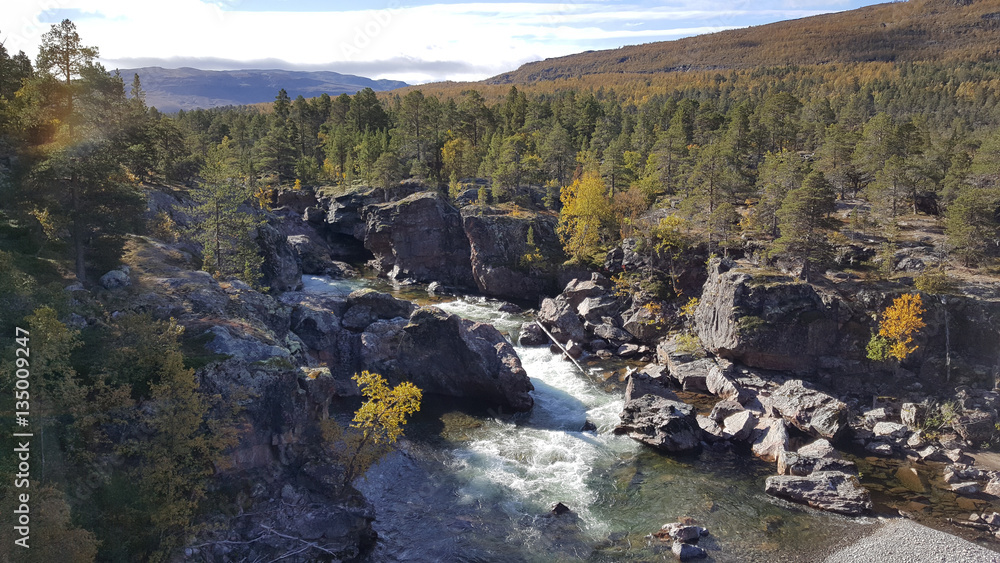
[124,67,408,112]
[485,0,1000,85]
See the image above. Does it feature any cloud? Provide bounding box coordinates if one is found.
[9,0,871,82]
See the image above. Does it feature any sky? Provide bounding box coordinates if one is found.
[4,0,887,84]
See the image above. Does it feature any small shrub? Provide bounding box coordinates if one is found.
[674,332,705,357]
[914,269,956,294]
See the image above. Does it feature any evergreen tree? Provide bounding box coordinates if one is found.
[189,137,265,286]
[773,171,836,279]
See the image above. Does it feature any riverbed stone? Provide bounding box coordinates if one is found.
[769,380,849,440]
[672,541,707,560]
[751,418,790,462]
[723,410,757,442]
[625,370,680,403]
[697,415,725,442]
[873,422,909,438]
[709,400,744,423]
[764,471,872,515]
[706,361,748,403]
[614,395,701,452]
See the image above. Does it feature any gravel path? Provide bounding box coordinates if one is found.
[825,519,1000,563]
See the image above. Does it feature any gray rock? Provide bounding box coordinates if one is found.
[723,410,757,441]
[462,209,558,302]
[100,269,131,289]
[518,322,548,346]
[614,395,701,452]
[672,541,707,561]
[954,410,996,445]
[204,325,290,363]
[360,306,534,411]
[951,482,980,495]
[539,297,586,344]
[593,323,634,346]
[873,421,909,438]
[616,343,641,357]
[697,415,725,442]
[866,442,894,456]
[577,296,619,323]
[901,403,926,428]
[765,471,872,515]
[663,352,714,393]
[709,399,745,422]
[624,370,679,403]
[706,362,748,403]
[257,222,303,292]
[751,418,789,462]
[769,380,849,440]
[797,438,839,459]
[777,450,857,476]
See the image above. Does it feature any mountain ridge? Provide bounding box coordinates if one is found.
[124,66,408,112]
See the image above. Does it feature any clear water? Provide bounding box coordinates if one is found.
[293,281,881,562]
[303,276,1000,559]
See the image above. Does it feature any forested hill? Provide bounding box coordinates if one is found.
[487,0,1000,85]
[121,67,408,112]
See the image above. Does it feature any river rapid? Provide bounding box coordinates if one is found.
[303,276,882,562]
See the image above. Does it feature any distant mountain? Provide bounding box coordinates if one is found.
[487,0,1000,85]
[122,67,408,112]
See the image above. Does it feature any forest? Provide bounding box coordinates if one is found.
[2,14,1000,562]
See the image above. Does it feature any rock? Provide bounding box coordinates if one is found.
[751,418,790,462]
[873,422,909,438]
[362,191,475,287]
[565,340,584,359]
[204,325,290,363]
[864,407,891,427]
[581,420,597,432]
[866,442,894,456]
[462,209,558,301]
[257,222,303,292]
[593,323,634,346]
[901,403,927,428]
[360,306,534,411]
[797,439,839,459]
[662,349,714,393]
[985,480,1000,497]
[723,410,757,441]
[945,448,975,464]
[709,400,745,422]
[518,322,548,346]
[622,305,667,343]
[561,274,612,308]
[348,289,416,321]
[551,502,572,515]
[706,362,748,403]
[616,343,641,357]
[624,369,679,403]
[99,269,131,289]
[656,522,706,543]
[917,446,948,462]
[952,482,980,495]
[614,395,701,452]
[697,415,725,442]
[954,410,996,445]
[777,450,857,476]
[538,297,586,344]
[764,471,873,516]
[768,380,849,440]
[694,258,847,371]
[672,541,707,561]
[578,296,620,323]
[286,234,337,275]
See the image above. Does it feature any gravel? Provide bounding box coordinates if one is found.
[825,519,1000,563]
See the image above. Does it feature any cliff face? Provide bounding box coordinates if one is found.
[693,258,1000,393]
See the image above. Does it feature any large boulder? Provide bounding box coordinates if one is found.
[461,208,558,302]
[287,234,336,275]
[764,471,872,516]
[694,258,850,371]
[360,306,534,411]
[751,418,789,462]
[614,395,701,452]
[624,368,679,403]
[538,296,586,344]
[768,380,850,440]
[257,222,303,292]
[361,191,475,287]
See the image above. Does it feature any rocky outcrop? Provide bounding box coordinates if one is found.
[360,306,534,411]
[694,258,851,372]
[258,221,304,292]
[764,471,872,516]
[361,191,475,287]
[461,206,559,302]
[614,395,701,452]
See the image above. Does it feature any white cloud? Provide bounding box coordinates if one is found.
[7,0,861,82]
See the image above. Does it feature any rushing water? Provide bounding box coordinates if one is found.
[303,276,889,561]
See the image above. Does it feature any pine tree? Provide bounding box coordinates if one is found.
[189,137,265,286]
[773,171,836,279]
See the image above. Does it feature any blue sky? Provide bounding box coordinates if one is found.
[6,0,887,84]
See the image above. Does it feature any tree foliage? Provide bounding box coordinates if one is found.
[867,293,926,362]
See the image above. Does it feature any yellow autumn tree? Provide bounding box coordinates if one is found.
[324,371,422,492]
[867,293,926,362]
[557,170,614,264]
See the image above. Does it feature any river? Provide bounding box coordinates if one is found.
[301,276,885,562]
